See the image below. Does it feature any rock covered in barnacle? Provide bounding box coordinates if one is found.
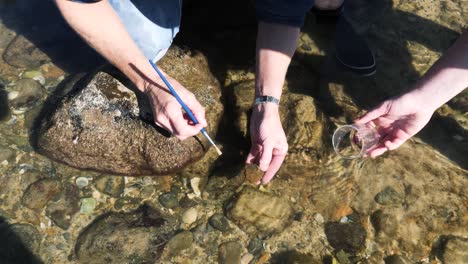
[34,46,223,176]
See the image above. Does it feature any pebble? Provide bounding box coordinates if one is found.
[314,213,325,224]
[374,186,404,206]
[46,184,80,229]
[182,208,198,225]
[241,253,254,264]
[190,177,201,197]
[218,241,242,264]
[384,254,413,264]
[94,175,124,197]
[248,237,264,255]
[0,146,15,162]
[75,177,89,189]
[164,231,193,256]
[208,213,231,232]
[179,195,198,209]
[22,179,62,210]
[158,192,179,209]
[80,198,97,214]
[325,222,367,253]
[9,78,46,109]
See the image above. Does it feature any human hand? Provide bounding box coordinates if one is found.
[145,74,207,140]
[355,94,435,157]
[246,103,288,184]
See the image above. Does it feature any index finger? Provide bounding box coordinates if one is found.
[262,147,287,184]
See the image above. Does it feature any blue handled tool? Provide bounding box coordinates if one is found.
[149,59,222,155]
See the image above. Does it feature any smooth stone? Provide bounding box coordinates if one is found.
[22,179,62,210]
[384,255,413,264]
[80,198,97,214]
[182,208,198,225]
[164,231,193,256]
[94,175,124,197]
[247,237,264,256]
[242,164,263,184]
[179,195,198,209]
[22,71,45,85]
[114,196,142,211]
[335,250,352,264]
[75,205,175,263]
[208,213,231,232]
[374,186,404,206]
[45,183,80,229]
[35,46,223,176]
[75,177,89,189]
[158,192,179,209]
[226,186,293,236]
[9,78,46,109]
[218,241,242,264]
[3,35,51,68]
[0,146,15,162]
[325,222,367,253]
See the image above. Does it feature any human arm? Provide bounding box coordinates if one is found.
[247,22,299,184]
[356,29,468,157]
[55,0,207,140]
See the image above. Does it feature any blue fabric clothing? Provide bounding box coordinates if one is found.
[108,0,181,62]
[73,0,312,61]
[256,0,315,27]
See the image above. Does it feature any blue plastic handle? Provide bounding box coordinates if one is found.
[149,60,206,133]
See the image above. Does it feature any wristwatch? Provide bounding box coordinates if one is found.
[254,95,280,106]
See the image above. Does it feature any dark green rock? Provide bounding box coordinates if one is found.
[325,222,366,253]
[158,192,179,209]
[179,195,198,209]
[164,231,193,256]
[10,78,46,109]
[94,175,124,197]
[46,183,80,229]
[209,213,231,232]
[247,237,263,255]
[22,179,62,210]
[374,187,404,206]
[218,241,242,264]
[384,255,412,264]
[335,250,352,264]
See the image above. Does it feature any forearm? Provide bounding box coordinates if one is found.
[55,0,164,92]
[408,30,468,111]
[255,22,300,99]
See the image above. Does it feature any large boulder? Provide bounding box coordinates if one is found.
[34,47,223,176]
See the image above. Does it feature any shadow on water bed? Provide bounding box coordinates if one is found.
[0,79,8,120]
[0,0,104,73]
[0,217,43,264]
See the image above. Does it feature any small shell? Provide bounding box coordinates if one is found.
[182,208,198,225]
[190,177,201,197]
[75,177,89,188]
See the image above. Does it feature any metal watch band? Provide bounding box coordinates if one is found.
[254,95,280,105]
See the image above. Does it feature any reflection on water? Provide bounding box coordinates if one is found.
[0,0,467,263]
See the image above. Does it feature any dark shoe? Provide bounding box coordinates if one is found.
[312,4,376,76]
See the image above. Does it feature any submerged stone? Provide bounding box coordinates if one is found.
[3,35,51,68]
[226,186,293,236]
[439,236,468,264]
[218,241,242,264]
[0,146,15,162]
[374,186,404,206]
[9,78,46,109]
[75,205,176,263]
[46,183,80,229]
[80,198,96,215]
[209,213,231,232]
[164,231,193,256]
[35,47,223,176]
[325,222,367,253]
[22,179,62,210]
[94,175,124,197]
[158,192,179,209]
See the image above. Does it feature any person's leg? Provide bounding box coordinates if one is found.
[313,0,376,76]
[108,0,181,62]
